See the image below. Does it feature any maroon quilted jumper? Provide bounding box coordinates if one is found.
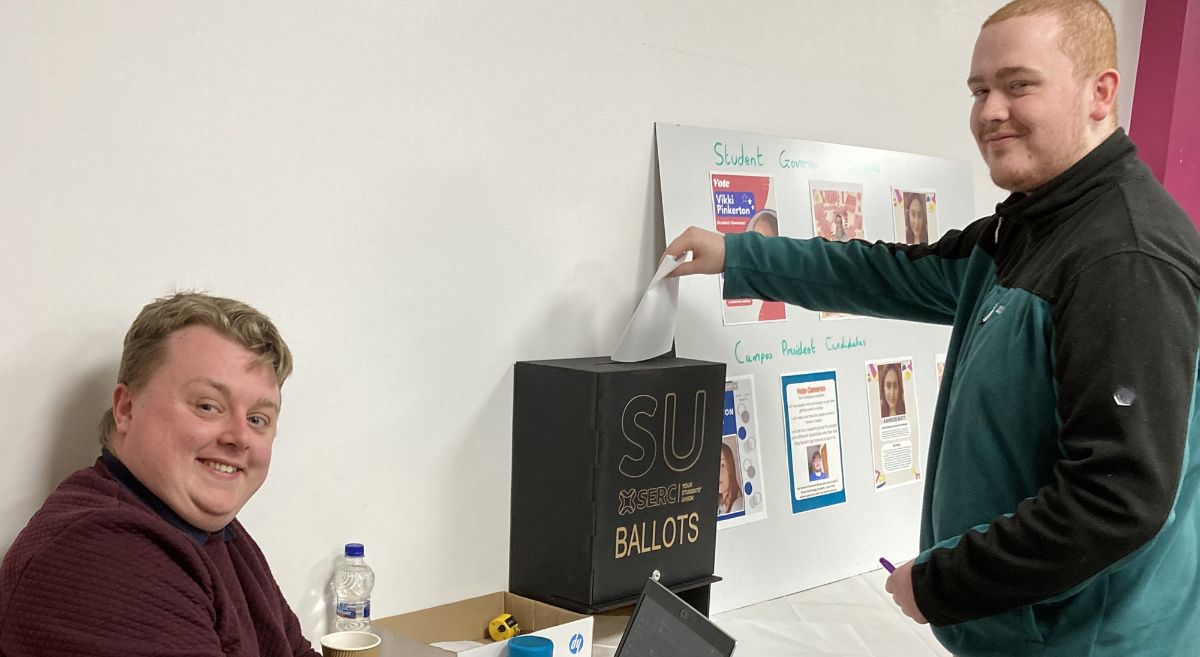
[0,453,319,657]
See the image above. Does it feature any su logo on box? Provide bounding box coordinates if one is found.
[613,391,706,560]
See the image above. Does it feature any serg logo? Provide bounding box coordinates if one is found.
[617,484,681,515]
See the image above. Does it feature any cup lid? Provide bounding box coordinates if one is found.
[508,635,553,656]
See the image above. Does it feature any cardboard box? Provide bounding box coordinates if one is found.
[510,356,726,613]
[372,591,592,657]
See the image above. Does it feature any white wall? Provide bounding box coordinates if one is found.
[0,0,1144,643]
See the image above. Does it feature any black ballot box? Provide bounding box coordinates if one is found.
[510,356,726,614]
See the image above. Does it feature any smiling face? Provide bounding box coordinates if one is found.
[883,368,901,414]
[968,15,1097,192]
[110,325,281,532]
[810,451,824,473]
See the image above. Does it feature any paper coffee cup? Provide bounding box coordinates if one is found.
[320,630,381,657]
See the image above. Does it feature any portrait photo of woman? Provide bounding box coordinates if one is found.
[903,192,930,244]
[718,440,745,516]
[878,362,907,418]
[891,188,939,245]
[832,211,849,241]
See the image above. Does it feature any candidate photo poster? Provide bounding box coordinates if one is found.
[810,181,864,321]
[712,173,787,325]
[891,188,939,245]
[718,375,768,529]
[864,358,922,491]
[780,369,847,513]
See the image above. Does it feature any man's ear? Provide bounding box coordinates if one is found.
[112,383,135,434]
[1090,68,1120,123]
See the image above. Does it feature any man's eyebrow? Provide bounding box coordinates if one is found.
[189,377,281,414]
[967,66,1042,86]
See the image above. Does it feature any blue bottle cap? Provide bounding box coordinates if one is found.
[344,543,365,557]
[508,635,553,657]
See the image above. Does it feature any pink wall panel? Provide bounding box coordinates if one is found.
[1131,0,1200,225]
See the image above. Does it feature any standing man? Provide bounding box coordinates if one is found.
[667,1,1200,655]
[0,293,320,657]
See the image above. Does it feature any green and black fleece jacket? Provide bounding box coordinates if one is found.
[722,130,1200,657]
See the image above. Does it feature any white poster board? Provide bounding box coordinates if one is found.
[656,123,974,613]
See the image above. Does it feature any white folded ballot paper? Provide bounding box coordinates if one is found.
[612,255,684,362]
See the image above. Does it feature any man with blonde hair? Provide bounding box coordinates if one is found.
[667,1,1200,654]
[0,293,320,656]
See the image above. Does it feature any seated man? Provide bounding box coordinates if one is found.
[0,292,319,657]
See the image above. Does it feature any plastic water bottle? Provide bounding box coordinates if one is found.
[334,543,375,631]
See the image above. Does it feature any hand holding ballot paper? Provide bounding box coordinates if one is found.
[663,227,727,277]
[611,228,731,362]
[611,254,685,362]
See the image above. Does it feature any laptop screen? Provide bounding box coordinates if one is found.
[614,579,735,657]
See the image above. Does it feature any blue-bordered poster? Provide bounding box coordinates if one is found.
[780,369,846,513]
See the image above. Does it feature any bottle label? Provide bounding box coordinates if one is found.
[336,601,371,620]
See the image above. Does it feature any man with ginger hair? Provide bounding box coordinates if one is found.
[0,293,320,656]
[667,1,1200,654]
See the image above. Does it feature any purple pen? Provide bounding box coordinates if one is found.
[879,557,896,573]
